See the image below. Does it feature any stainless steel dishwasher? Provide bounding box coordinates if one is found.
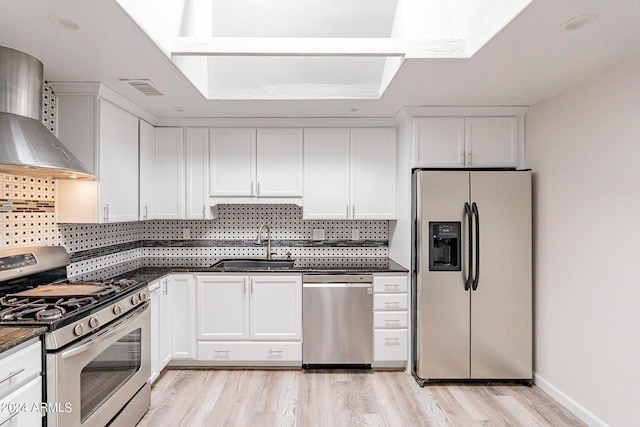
[302,274,373,368]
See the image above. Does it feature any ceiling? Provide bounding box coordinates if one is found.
[1,0,640,119]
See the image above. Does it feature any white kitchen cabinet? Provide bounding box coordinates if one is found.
[148,280,161,383]
[195,274,302,365]
[209,128,303,202]
[209,128,255,197]
[413,116,518,168]
[350,128,397,219]
[196,275,250,341]
[159,277,173,368]
[154,128,185,219]
[303,127,397,220]
[0,339,42,426]
[303,128,350,219]
[56,98,139,223]
[372,275,408,368]
[139,119,156,220]
[168,274,197,361]
[255,128,303,197]
[185,128,210,219]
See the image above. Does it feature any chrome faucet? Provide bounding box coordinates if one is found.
[256,224,276,260]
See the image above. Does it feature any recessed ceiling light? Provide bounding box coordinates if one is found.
[560,14,598,32]
[48,13,81,31]
[172,106,187,113]
[349,108,359,112]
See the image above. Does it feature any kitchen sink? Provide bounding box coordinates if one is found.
[210,258,296,270]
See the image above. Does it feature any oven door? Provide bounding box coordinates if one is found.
[46,303,150,427]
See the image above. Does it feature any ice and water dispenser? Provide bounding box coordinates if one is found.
[428,222,461,271]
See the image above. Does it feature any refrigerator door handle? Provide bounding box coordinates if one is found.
[464,202,473,291]
[471,202,480,291]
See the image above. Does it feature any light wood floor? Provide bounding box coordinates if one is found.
[138,369,586,427]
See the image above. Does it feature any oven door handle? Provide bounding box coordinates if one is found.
[60,303,148,360]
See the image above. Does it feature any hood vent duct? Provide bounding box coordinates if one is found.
[0,46,93,179]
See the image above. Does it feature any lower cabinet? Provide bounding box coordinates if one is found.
[372,275,409,368]
[168,274,197,361]
[149,280,161,383]
[0,339,42,426]
[195,274,302,366]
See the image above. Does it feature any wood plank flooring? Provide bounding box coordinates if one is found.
[138,369,586,427]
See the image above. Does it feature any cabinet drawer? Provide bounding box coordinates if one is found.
[373,276,408,293]
[0,377,42,426]
[374,311,408,329]
[374,330,408,362]
[374,294,408,311]
[197,341,301,365]
[0,341,41,399]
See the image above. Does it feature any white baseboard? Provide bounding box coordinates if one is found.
[533,372,610,427]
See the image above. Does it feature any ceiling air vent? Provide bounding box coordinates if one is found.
[121,79,163,96]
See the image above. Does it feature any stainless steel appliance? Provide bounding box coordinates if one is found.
[412,170,532,384]
[0,246,150,426]
[302,274,373,368]
[0,46,92,179]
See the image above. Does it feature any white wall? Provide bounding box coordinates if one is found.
[526,54,640,427]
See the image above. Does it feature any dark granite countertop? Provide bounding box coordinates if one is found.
[113,257,408,284]
[0,326,46,353]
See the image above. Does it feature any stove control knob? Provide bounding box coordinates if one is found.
[113,305,122,316]
[138,292,147,301]
[73,324,84,336]
[89,317,99,328]
[131,295,140,305]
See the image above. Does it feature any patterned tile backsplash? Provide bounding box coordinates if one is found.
[1,173,389,280]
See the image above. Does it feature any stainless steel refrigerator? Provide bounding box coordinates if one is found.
[412,170,532,384]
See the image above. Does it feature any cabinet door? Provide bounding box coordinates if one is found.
[350,128,397,219]
[0,377,42,427]
[148,281,161,383]
[98,99,139,222]
[139,119,156,220]
[169,274,197,360]
[159,278,173,368]
[196,275,249,340]
[256,129,303,197]
[209,128,256,197]
[413,117,465,168]
[303,128,350,219]
[185,128,209,219]
[465,117,518,168]
[155,128,185,219]
[250,276,302,341]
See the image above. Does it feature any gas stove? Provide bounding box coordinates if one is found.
[0,246,149,349]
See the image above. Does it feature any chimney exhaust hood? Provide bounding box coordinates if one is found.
[0,46,93,179]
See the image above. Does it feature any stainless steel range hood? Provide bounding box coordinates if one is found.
[0,46,93,179]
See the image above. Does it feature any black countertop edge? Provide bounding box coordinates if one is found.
[0,326,46,354]
[110,257,408,284]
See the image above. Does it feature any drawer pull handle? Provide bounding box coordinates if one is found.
[268,349,283,353]
[0,411,20,426]
[384,319,400,324]
[384,301,401,306]
[0,368,24,384]
[384,284,400,288]
[214,350,230,353]
[384,337,401,343]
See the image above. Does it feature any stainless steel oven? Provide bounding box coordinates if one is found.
[46,303,151,427]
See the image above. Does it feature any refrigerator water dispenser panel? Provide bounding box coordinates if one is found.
[429,222,461,271]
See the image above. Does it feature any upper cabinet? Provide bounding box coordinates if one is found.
[413,116,519,168]
[303,127,397,220]
[154,128,185,219]
[185,128,210,219]
[139,120,156,220]
[209,128,303,203]
[56,96,139,223]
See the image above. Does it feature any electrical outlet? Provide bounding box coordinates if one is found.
[351,229,360,241]
[313,229,326,241]
[182,228,191,239]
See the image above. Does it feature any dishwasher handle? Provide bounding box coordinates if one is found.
[302,274,373,284]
